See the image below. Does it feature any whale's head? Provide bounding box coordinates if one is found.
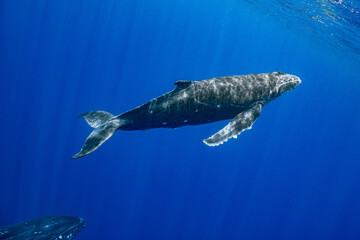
[270,72,301,96]
[0,215,85,240]
[274,72,301,93]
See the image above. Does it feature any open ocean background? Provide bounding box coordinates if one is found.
[1,0,360,239]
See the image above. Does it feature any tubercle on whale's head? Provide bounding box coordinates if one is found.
[270,72,301,95]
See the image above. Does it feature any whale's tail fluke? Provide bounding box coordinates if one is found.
[72,111,125,159]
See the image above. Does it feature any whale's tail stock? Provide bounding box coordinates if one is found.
[72,111,126,159]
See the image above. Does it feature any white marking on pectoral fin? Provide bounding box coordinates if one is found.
[203,122,255,146]
[203,103,262,146]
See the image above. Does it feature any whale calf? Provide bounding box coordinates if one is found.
[0,215,85,239]
[73,72,301,158]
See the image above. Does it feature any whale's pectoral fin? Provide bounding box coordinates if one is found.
[203,103,262,146]
[72,111,124,159]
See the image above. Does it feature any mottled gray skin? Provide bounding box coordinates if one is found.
[119,72,299,130]
[0,216,85,240]
[72,72,301,158]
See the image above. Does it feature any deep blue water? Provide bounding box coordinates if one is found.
[1,0,360,239]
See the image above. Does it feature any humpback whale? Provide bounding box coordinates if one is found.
[0,215,85,239]
[73,72,301,158]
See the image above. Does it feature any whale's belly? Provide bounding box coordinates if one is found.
[122,103,245,130]
[119,75,269,130]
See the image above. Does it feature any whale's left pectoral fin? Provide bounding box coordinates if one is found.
[203,103,262,146]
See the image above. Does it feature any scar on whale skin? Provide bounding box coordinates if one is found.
[72,72,301,158]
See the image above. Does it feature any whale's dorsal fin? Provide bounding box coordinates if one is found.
[203,103,262,146]
[174,80,192,89]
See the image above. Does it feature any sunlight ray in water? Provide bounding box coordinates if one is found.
[241,0,360,62]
